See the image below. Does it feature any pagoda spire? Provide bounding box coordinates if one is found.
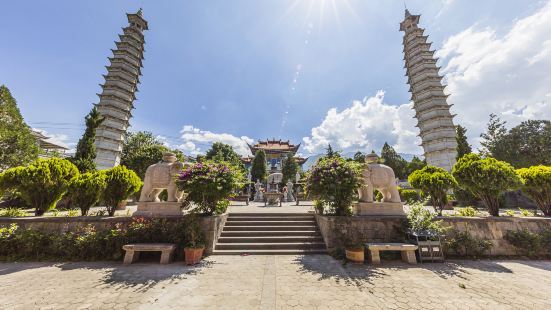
[93,10,148,170]
[400,10,457,171]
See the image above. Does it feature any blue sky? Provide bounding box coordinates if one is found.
[1,0,550,156]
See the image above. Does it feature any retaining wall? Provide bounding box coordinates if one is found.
[0,213,228,255]
[315,214,551,256]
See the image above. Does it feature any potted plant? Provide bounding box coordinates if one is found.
[183,215,206,265]
[344,234,365,264]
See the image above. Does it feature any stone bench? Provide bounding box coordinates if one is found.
[366,243,418,264]
[122,243,176,265]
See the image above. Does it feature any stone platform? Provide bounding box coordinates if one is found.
[133,202,184,217]
[353,202,405,216]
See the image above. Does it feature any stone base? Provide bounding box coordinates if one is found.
[133,202,183,217]
[353,202,405,216]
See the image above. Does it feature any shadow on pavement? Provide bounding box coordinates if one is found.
[56,258,218,293]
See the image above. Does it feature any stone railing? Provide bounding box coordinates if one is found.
[315,214,551,256]
[0,213,228,255]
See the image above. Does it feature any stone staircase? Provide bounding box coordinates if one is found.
[212,213,327,255]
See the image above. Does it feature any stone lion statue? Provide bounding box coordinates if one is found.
[139,152,184,202]
[358,152,401,203]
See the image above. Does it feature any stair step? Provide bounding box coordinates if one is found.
[227,216,315,221]
[229,213,315,217]
[225,221,316,226]
[215,242,326,250]
[218,236,323,243]
[211,249,327,255]
[223,226,318,231]
[220,231,321,237]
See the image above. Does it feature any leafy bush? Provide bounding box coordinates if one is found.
[68,171,106,216]
[0,217,203,261]
[102,166,142,216]
[505,229,543,256]
[516,165,551,216]
[518,208,532,217]
[177,161,239,215]
[399,188,420,204]
[452,154,521,216]
[306,157,361,216]
[215,199,230,215]
[407,203,447,235]
[445,231,493,258]
[456,206,477,217]
[313,200,324,215]
[504,210,515,217]
[408,166,457,215]
[0,158,79,215]
[0,208,28,217]
[374,189,382,202]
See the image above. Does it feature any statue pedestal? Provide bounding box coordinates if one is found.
[353,202,405,216]
[133,202,183,217]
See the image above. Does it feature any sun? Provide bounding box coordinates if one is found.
[280,0,359,29]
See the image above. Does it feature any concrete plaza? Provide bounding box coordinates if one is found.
[1,255,550,309]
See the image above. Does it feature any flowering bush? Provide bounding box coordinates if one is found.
[177,161,239,215]
[306,157,361,216]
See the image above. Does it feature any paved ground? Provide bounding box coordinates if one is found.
[1,256,550,309]
[228,201,315,213]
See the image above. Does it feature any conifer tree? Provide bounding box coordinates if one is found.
[71,107,104,172]
[0,85,39,170]
[455,124,472,160]
[281,152,299,184]
[381,142,407,179]
[250,149,267,182]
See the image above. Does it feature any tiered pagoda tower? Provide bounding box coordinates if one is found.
[94,10,148,170]
[400,9,457,171]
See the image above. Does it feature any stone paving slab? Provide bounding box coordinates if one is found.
[1,256,550,309]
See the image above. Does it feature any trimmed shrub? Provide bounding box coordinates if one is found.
[516,165,551,216]
[453,154,521,216]
[445,231,493,258]
[399,188,420,204]
[408,166,457,215]
[0,208,29,217]
[68,171,107,216]
[0,158,79,215]
[306,157,361,216]
[102,166,142,216]
[177,161,239,215]
[505,229,542,256]
[456,206,477,217]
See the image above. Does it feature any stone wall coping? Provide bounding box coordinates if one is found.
[317,215,407,220]
[316,214,550,223]
[0,213,228,224]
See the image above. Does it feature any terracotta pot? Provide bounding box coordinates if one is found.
[345,248,365,264]
[184,247,204,265]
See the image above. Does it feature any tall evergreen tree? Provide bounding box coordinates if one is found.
[405,156,427,176]
[480,113,507,157]
[281,152,299,184]
[250,149,267,182]
[455,124,472,160]
[353,151,365,163]
[71,107,104,172]
[0,85,39,170]
[381,142,407,179]
[325,144,340,158]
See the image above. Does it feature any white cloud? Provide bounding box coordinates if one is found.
[437,1,551,149]
[179,125,254,156]
[302,91,421,155]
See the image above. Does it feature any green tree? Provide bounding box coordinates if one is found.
[325,144,340,158]
[456,124,472,160]
[408,166,457,215]
[381,142,407,179]
[452,153,521,216]
[516,165,551,216]
[67,171,106,216]
[405,156,427,177]
[0,85,39,170]
[120,131,184,180]
[250,149,267,182]
[480,114,508,157]
[0,158,79,215]
[281,153,299,184]
[205,142,246,174]
[353,151,365,163]
[102,165,142,216]
[71,107,104,172]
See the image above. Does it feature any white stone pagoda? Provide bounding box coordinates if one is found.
[94,10,148,170]
[400,9,457,171]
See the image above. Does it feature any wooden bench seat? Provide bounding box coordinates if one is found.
[122,243,176,265]
[366,243,418,264]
